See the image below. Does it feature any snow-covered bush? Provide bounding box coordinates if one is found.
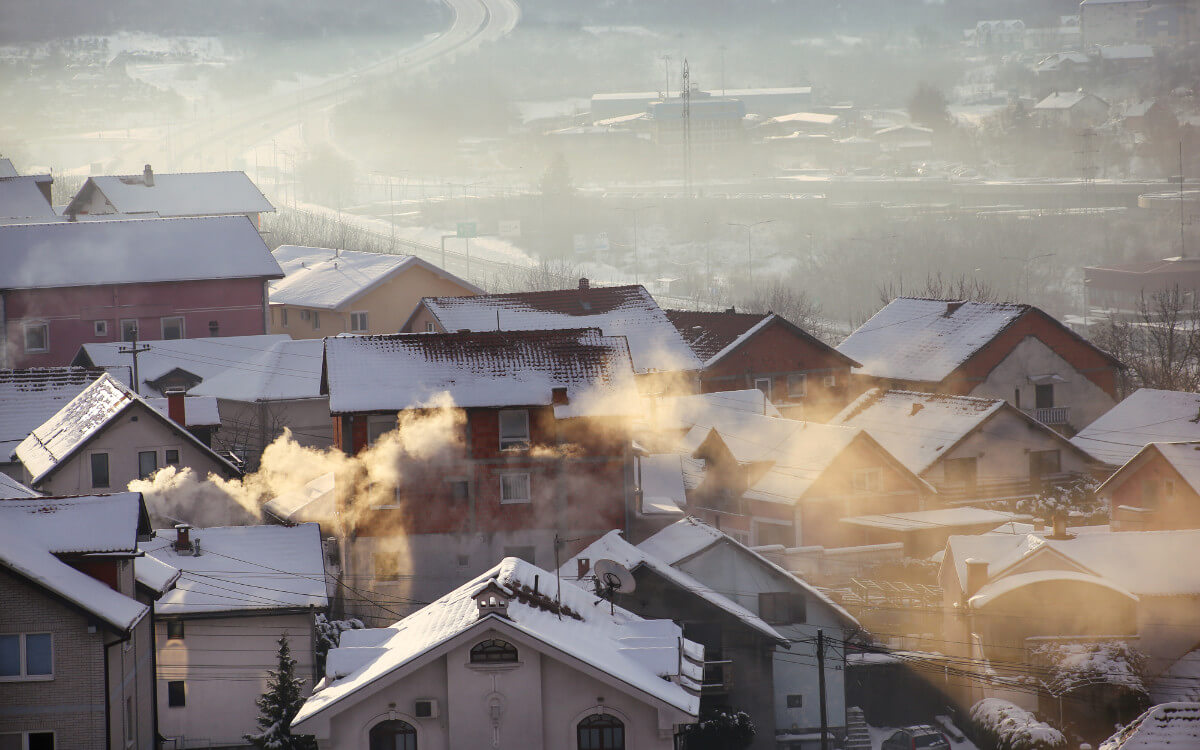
[970,698,1066,750]
[1017,476,1106,524]
[1031,641,1148,699]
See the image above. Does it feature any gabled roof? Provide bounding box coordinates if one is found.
[15,373,239,484]
[134,553,181,597]
[0,473,38,498]
[0,159,18,178]
[0,176,57,222]
[836,298,1030,382]
[141,523,328,616]
[1100,703,1200,750]
[0,367,107,458]
[840,507,1022,533]
[1034,91,1107,110]
[562,530,787,644]
[1098,441,1200,498]
[293,557,701,729]
[269,245,481,310]
[413,284,701,374]
[0,216,283,290]
[65,170,274,218]
[665,310,858,369]
[648,389,780,434]
[321,328,637,414]
[76,335,325,402]
[1070,389,1200,467]
[0,492,150,554]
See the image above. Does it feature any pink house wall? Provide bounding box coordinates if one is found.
[4,277,269,368]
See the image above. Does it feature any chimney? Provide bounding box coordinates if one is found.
[551,387,569,406]
[944,301,965,317]
[1033,518,1045,531]
[576,557,591,580]
[965,558,989,600]
[143,164,154,187]
[725,307,736,314]
[911,403,924,416]
[174,523,192,552]
[579,277,590,290]
[1050,513,1072,539]
[166,389,186,427]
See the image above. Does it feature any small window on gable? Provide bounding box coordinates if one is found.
[121,319,139,342]
[759,592,807,625]
[852,467,882,493]
[754,378,772,400]
[425,322,436,332]
[91,453,110,489]
[138,450,158,480]
[470,639,518,663]
[280,308,288,327]
[823,374,837,388]
[498,409,530,449]
[165,449,180,466]
[312,312,320,330]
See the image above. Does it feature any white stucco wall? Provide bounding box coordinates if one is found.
[968,336,1116,432]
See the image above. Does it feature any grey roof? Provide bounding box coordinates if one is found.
[0,367,107,459]
[0,176,57,222]
[0,216,283,290]
[66,170,274,218]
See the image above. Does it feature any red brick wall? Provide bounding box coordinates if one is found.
[1108,450,1200,530]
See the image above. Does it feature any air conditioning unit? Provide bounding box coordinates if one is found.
[414,698,439,719]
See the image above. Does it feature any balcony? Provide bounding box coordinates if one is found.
[1024,406,1071,427]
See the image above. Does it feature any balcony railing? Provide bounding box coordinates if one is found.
[938,473,1079,505]
[1023,406,1071,426]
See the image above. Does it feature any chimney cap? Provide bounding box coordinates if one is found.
[579,277,590,289]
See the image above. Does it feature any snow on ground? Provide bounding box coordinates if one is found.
[868,724,980,750]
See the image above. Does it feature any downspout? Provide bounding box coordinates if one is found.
[0,291,7,370]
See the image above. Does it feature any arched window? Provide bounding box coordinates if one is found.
[577,713,625,750]
[469,639,518,663]
[369,719,416,750]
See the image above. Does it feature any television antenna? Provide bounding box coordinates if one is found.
[592,558,636,614]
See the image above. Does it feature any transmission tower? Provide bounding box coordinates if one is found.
[682,59,692,198]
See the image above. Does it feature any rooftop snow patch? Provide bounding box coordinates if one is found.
[0,215,282,290]
[269,245,481,310]
[418,285,701,374]
[836,298,1031,382]
[0,493,147,554]
[0,473,38,498]
[321,328,638,413]
[0,176,57,222]
[66,170,274,218]
[0,367,107,458]
[665,310,856,369]
[1071,388,1200,466]
[1100,702,1200,750]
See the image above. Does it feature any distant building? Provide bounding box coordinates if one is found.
[647,94,747,172]
[268,245,481,339]
[64,165,275,224]
[1097,441,1200,530]
[591,86,812,121]
[1083,256,1200,318]
[0,172,56,224]
[1031,90,1110,128]
[970,19,1026,49]
[1082,0,1200,46]
[0,367,107,481]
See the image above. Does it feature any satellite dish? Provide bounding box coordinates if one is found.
[593,558,636,594]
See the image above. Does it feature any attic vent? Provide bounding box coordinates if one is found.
[944,301,965,317]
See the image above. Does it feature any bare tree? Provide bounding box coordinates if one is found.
[877,271,1005,307]
[734,280,832,343]
[1092,286,1200,395]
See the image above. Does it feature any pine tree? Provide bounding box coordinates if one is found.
[244,635,318,750]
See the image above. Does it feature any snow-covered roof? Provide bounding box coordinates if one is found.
[969,569,1138,608]
[145,396,221,427]
[269,245,481,310]
[134,553,181,596]
[15,373,238,484]
[1097,44,1153,60]
[1100,703,1200,750]
[832,389,1006,474]
[732,422,874,503]
[0,367,106,458]
[946,529,1200,597]
[840,507,1022,533]
[417,285,701,374]
[836,298,1031,382]
[322,329,637,413]
[1153,653,1200,703]
[77,335,325,402]
[0,159,17,178]
[141,523,328,616]
[1034,91,1105,110]
[0,523,148,632]
[563,531,785,642]
[66,170,274,218]
[665,310,855,369]
[0,176,57,222]
[648,389,780,434]
[767,112,840,126]
[293,557,701,728]
[637,517,859,628]
[0,493,147,554]
[639,454,687,515]
[0,473,38,498]
[1070,389,1200,466]
[262,472,335,524]
[0,216,283,290]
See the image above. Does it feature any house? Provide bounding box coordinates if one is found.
[1031,90,1111,128]
[870,125,934,156]
[0,367,108,481]
[0,492,158,749]
[832,389,1101,505]
[268,245,481,338]
[0,216,284,369]
[837,506,1028,559]
[970,19,1026,49]
[139,523,329,748]
[1082,0,1150,45]
[1100,702,1200,749]
[1121,99,1174,133]
[836,298,1123,434]
[0,174,57,224]
[13,373,241,505]
[321,328,642,619]
[941,528,1200,717]
[291,557,702,750]
[564,519,862,750]
[666,310,859,420]
[402,280,702,392]
[1096,441,1200,530]
[1083,256,1200,317]
[1070,388,1200,468]
[63,165,274,224]
[75,334,329,469]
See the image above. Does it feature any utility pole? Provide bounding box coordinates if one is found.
[817,629,829,750]
[682,59,693,199]
[616,205,656,285]
[728,219,774,290]
[118,326,151,395]
[661,55,672,99]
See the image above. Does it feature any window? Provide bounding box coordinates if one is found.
[280,308,288,327]
[1035,383,1054,410]
[470,639,518,663]
[1013,387,1021,410]
[503,545,535,564]
[753,378,772,399]
[312,312,320,330]
[167,681,185,708]
[449,479,469,501]
[350,311,369,333]
[577,713,624,750]
[425,322,436,332]
[1029,450,1061,479]
[138,450,158,479]
[373,553,399,582]
[300,309,311,321]
[161,317,184,340]
[1165,478,1176,500]
[787,373,807,398]
[368,720,416,750]
[165,449,180,466]
[94,320,109,337]
[0,633,52,679]
[166,621,184,641]
[0,732,54,750]
[786,694,804,708]
[754,522,794,548]
[852,467,882,493]
[759,592,807,625]
[124,696,134,748]
[23,323,48,353]
[367,417,396,445]
[500,473,531,504]
[120,319,139,342]
[823,374,838,387]
[1142,480,1159,505]
[498,409,530,449]
[944,457,978,488]
[90,453,110,489]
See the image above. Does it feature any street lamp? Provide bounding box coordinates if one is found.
[728,219,774,289]
[615,204,657,285]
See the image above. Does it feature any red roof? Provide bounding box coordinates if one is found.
[665,309,769,361]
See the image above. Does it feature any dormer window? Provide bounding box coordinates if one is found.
[473,580,511,619]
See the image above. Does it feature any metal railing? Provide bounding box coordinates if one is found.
[1023,406,1071,426]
